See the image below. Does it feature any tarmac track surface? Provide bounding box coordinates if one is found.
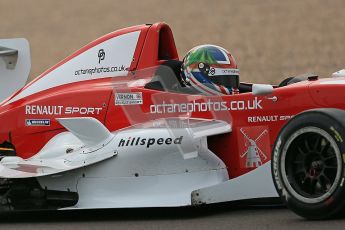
[0,204,345,230]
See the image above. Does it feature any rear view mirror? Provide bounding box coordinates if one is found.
[0,46,18,69]
[0,38,31,103]
[332,69,345,78]
[252,84,273,96]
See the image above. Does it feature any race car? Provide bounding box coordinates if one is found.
[0,22,345,219]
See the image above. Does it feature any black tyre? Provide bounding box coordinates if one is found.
[272,108,345,219]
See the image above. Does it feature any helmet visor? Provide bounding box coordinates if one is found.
[208,67,239,89]
[209,75,239,89]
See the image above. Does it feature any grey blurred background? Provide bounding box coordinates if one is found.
[0,0,344,84]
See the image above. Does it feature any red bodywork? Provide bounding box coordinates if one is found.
[0,22,342,178]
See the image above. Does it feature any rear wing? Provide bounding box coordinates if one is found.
[0,38,31,103]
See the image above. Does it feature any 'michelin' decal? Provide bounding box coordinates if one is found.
[25,119,51,127]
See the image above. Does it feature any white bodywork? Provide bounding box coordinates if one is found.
[2,117,274,208]
[191,162,278,205]
[0,117,116,178]
[53,118,231,208]
[0,117,278,208]
[0,118,277,209]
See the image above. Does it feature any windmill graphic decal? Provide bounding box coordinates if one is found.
[238,126,270,168]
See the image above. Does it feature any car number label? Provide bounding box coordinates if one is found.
[115,92,143,105]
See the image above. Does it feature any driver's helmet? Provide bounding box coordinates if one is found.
[181,45,239,95]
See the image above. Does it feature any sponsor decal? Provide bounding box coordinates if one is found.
[25,119,51,127]
[273,137,282,190]
[209,67,216,75]
[74,46,129,77]
[25,105,102,115]
[247,115,294,123]
[238,126,270,168]
[330,126,343,143]
[118,136,183,148]
[74,65,127,76]
[115,92,143,105]
[209,67,239,76]
[98,49,105,64]
[248,115,278,123]
[150,97,262,114]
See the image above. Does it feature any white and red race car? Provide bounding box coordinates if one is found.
[1,22,345,219]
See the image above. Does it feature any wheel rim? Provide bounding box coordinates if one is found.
[281,127,342,204]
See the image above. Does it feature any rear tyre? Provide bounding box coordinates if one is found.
[272,109,345,219]
[278,77,303,87]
